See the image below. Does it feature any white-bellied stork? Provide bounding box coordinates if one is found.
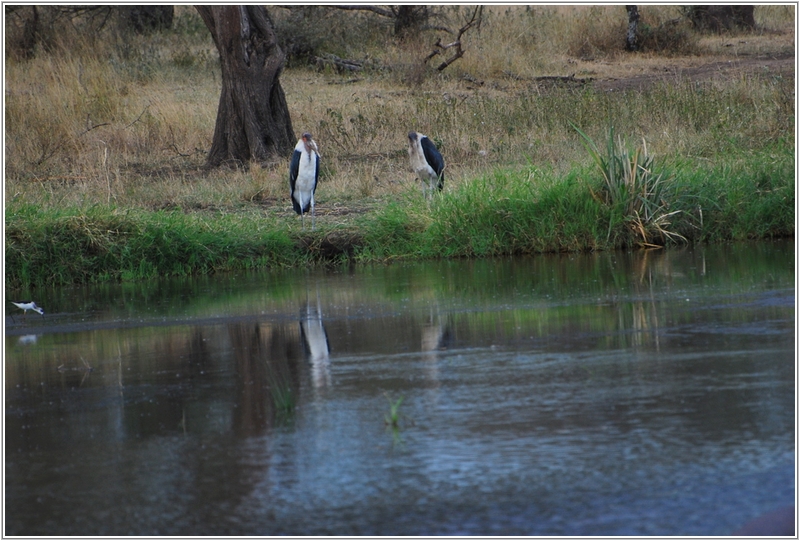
[11,301,44,319]
[408,131,444,196]
[289,132,320,230]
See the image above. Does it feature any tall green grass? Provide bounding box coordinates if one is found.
[5,205,305,289]
[356,140,793,262]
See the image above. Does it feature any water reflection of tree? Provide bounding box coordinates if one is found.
[228,323,302,436]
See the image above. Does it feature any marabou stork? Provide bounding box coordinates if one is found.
[408,131,444,196]
[10,301,44,319]
[289,132,321,230]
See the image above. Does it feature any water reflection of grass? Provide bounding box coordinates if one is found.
[270,383,296,425]
[5,243,792,409]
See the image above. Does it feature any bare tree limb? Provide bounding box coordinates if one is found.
[276,5,395,17]
[424,6,483,72]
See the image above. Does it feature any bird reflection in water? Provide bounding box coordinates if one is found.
[300,293,331,390]
[421,308,451,397]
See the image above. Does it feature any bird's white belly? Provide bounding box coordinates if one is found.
[293,168,316,205]
[418,165,437,181]
[410,154,437,181]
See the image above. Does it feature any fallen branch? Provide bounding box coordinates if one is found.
[314,53,362,72]
[125,104,151,129]
[331,5,394,17]
[78,115,110,137]
[534,74,593,87]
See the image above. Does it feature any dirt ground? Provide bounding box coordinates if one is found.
[592,53,794,92]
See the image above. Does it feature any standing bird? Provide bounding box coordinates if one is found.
[10,301,44,319]
[289,132,321,230]
[408,131,444,197]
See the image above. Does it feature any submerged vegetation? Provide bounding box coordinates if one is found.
[4,6,795,290]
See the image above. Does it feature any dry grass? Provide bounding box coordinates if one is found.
[4,5,795,224]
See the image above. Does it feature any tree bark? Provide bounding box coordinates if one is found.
[625,5,639,51]
[393,6,428,36]
[195,6,295,168]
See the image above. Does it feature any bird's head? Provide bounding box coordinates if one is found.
[408,131,418,144]
[302,133,319,157]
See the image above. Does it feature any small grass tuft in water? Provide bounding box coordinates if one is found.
[384,393,404,429]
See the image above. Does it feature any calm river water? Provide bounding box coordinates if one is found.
[5,241,795,536]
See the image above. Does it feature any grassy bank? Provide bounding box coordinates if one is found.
[6,140,792,290]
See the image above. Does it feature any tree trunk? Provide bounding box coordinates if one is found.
[195,6,295,169]
[625,5,639,51]
[393,5,429,37]
[685,6,756,32]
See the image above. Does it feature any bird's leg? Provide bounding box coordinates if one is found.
[311,198,316,231]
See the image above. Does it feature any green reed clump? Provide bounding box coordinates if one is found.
[572,124,688,247]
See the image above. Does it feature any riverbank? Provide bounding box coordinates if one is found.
[5,6,794,292]
[6,140,793,291]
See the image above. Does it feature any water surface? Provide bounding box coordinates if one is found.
[5,241,795,535]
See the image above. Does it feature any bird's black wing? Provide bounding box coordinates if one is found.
[421,136,445,189]
[289,149,302,215]
[312,154,320,195]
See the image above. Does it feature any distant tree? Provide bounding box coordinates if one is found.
[392,6,431,37]
[6,6,173,59]
[625,5,639,51]
[294,5,436,37]
[683,5,756,32]
[195,6,295,169]
[122,6,174,34]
